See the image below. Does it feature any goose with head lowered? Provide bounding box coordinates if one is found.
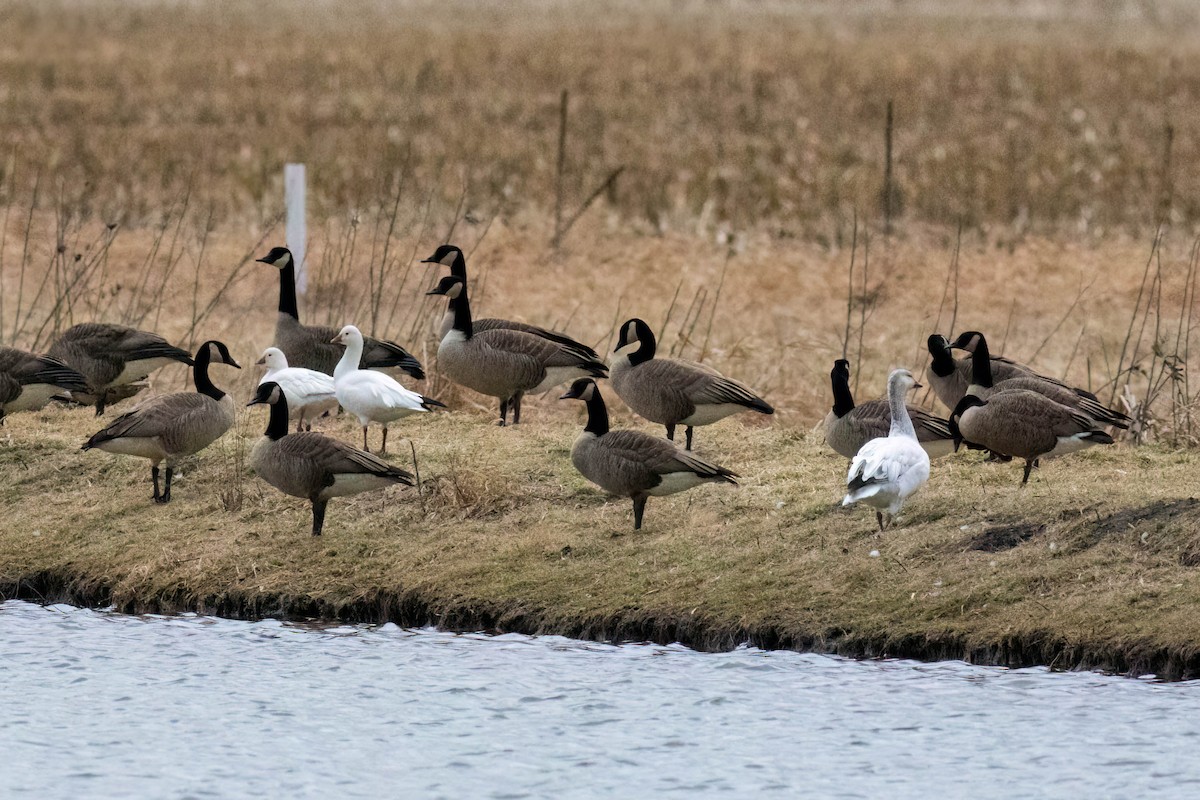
[255,246,424,379]
[426,275,608,426]
[842,368,931,531]
[952,330,1130,429]
[0,347,90,422]
[331,325,445,454]
[247,382,416,536]
[49,323,194,415]
[823,358,954,459]
[81,340,241,503]
[420,244,600,359]
[256,347,338,433]
[560,378,738,530]
[609,318,773,450]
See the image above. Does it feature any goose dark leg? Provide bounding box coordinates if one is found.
[296,413,305,434]
[512,392,524,425]
[95,395,106,416]
[362,426,370,452]
[632,495,648,530]
[151,465,162,502]
[498,398,509,427]
[685,426,695,451]
[381,426,389,455]
[665,423,676,442]
[876,511,885,532]
[1021,460,1034,485]
[158,467,174,504]
[311,499,328,536]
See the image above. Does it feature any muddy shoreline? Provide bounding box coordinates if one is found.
[6,570,1198,681]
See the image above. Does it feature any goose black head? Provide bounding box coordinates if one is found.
[926,334,952,356]
[559,378,598,402]
[420,244,464,268]
[255,246,292,269]
[949,331,986,352]
[948,394,987,452]
[832,358,851,380]
[247,381,284,407]
[425,275,465,298]
[613,318,656,365]
[199,340,241,369]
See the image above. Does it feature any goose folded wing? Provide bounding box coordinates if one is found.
[281,433,415,482]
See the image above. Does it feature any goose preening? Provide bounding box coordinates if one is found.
[81,341,240,503]
[247,382,415,536]
[256,347,338,433]
[420,244,601,360]
[560,378,738,530]
[842,369,931,531]
[331,325,445,453]
[255,246,424,380]
[823,359,954,459]
[0,347,90,422]
[952,330,1130,429]
[426,275,608,426]
[49,323,193,415]
[609,318,773,450]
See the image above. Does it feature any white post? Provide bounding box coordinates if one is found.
[285,163,307,294]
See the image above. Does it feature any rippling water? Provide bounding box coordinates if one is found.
[2,600,1199,798]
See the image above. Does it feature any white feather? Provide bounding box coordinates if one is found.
[331,327,429,430]
[258,348,338,422]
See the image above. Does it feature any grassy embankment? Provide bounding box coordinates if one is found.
[4,1,1200,675]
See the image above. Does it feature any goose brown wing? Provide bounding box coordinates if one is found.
[477,327,605,375]
[964,390,1078,458]
[280,432,415,482]
[474,318,600,361]
[85,392,212,445]
[600,430,737,481]
[657,358,773,414]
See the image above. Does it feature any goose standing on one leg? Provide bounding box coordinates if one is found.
[256,347,339,433]
[331,325,444,453]
[255,246,424,379]
[49,323,194,415]
[842,369,931,531]
[823,358,955,459]
[0,347,90,422]
[425,276,608,426]
[559,378,738,530]
[81,341,241,503]
[609,318,773,450]
[420,244,601,358]
[247,382,416,536]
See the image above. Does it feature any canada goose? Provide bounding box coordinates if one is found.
[823,359,954,459]
[256,347,338,433]
[426,275,608,426]
[81,341,241,503]
[49,323,194,415]
[842,369,931,531]
[331,325,445,453]
[950,392,1115,485]
[0,347,90,421]
[255,246,424,379]
[247,382,415,536]
[952,330,1130,429]
[609,318,773,450]
[559,378,737,530]
[420,244,600,359]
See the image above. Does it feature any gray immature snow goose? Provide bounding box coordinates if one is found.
[823,359,954,459]
[0,347,89,422]
[560,378,738,530]
[425,275,608,425]
[49,323,194,415]
[609,318,773,450]
[255,246,424,379]
[247,382,415,536]
[952,330,1130,429]
[841,369,931,531]
[420,244,601,360]
[81,340,241,503]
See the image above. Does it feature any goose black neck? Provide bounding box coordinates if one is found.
[629,327,656,367]
[193,348,225,401]
[969,335,995,388]
[278,261,299,320]
[265,396,290,440]
[584,390,610,436]
[449,252,468,281]
[831,368,855,417]
[450,287,474,337]
[929,339,957,377]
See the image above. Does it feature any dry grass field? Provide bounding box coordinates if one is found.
[4,0,1200,674]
